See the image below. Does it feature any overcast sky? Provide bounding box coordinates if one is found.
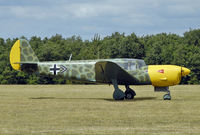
[0,0,200,40]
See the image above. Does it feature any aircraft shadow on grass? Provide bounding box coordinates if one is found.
[29,97,157,102]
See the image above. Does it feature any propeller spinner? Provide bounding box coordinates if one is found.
[181,67,191,77]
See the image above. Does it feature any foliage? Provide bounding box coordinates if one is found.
[0,29,200,84]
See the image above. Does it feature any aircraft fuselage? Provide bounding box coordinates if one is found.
[27,58,190,87]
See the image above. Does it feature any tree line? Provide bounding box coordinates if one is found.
[0,29,200,84]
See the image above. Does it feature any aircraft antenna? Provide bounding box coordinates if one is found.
[93,33,100,59]
[98,46,99,59]
[69,54,72,61]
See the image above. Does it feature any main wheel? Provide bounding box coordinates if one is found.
[125,90,136,100]
[163,94,171,100]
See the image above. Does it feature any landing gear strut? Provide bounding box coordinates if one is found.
[154,87,171,100]
[163,89,171,100]
[125,85,136,100]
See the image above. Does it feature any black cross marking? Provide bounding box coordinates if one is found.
[50,64,60,75]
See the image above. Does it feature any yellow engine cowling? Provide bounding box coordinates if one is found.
[148,65,183,87]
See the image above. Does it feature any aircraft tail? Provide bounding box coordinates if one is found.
[10,39,39,71]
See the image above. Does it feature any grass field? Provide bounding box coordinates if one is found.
[0,85,199,135]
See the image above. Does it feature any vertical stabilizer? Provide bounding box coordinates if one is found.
[10,39,39,71]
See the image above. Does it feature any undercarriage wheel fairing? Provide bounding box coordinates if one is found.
[111,79,125,100]
[113,89,125,100]
[163,94,171,100]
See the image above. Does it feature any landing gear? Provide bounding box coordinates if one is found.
[163,89,171,100]
[163,94,171,100]
[112,79,125,100]
[154,87,171,100]
[125,85,136,100]
[111,80,136,100]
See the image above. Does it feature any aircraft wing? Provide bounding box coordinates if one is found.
[95,61,139,85]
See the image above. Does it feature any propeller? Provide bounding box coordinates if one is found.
[180,66,183,82]
[179,66,183,82]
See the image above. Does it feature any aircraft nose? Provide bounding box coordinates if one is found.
[181,67,191,76]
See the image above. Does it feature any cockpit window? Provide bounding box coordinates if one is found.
[128,62,136,70]
[118,62,137,70]
[116,59,146,71]
[118,63,128,70]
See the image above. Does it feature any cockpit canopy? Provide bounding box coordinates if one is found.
[115,59,146,71]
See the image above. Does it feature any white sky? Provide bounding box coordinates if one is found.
[0,0,200,40]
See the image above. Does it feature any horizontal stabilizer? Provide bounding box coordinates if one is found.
[20,63,38,73]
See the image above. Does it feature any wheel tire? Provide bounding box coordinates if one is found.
[125,90,136,100]
[163,94,171,100]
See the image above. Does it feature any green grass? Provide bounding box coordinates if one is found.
[0,85,199,135]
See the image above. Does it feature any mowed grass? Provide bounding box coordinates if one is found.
[0,85,199,135]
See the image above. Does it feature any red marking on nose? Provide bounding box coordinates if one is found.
[158,69,164,73]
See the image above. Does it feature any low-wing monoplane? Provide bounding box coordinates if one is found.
[10,39,190,100]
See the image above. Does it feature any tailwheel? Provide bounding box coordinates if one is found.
[163,94,171,100]
[125,85,136,100]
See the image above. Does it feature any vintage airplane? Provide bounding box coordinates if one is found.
[10,39,190,100]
